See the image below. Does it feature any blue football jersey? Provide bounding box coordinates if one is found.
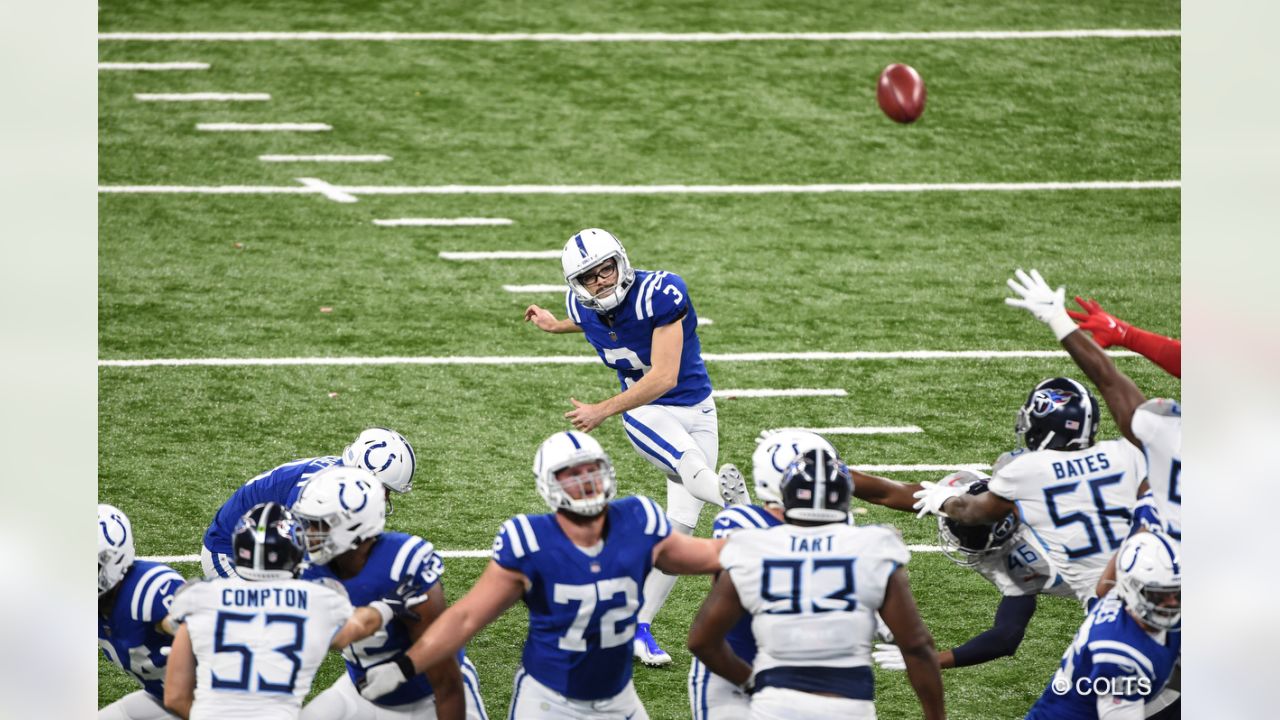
[711,504,783,665]
[202,456,341,557]
[492,496,671,700]
[1027,593,1180,719]
[565,269,712,406]
[300,532,463,706]
[98,560,186,699]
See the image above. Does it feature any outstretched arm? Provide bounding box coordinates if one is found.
[653,532,725,575]
[1069,296,1181,378]
[879,567,945,720]
[524,304,584,334]
[940,594,1037,668]
[854,471,924,513]
[688,572,753,687]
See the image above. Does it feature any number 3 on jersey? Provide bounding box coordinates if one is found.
[601,347,650,389]
[553,577,639,651]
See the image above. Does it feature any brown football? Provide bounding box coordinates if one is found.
[877,63,926,124]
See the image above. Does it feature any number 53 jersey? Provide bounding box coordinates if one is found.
[491,495,670,701]
[169,577,354,719]
[721,523,909,675]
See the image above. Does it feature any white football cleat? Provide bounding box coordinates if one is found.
[633,623,672,667]
[718,464,751,506]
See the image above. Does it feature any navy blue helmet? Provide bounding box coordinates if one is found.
[233,502,306,581]
[780,447,853,523]
[938,480,1020,566]
[1016,377,1099,451]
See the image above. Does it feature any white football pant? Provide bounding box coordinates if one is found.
[507,667,648,720]
[300,659,487,720]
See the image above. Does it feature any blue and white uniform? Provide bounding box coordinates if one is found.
[300,533,487,720]
[495,495,671,718]
[202,456,341,578]
[98,560,185,718]
[689,505,782,720]
[566,270,716,528]
[1027,592,1180,719]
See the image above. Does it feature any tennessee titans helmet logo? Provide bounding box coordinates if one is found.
[1030,389,1075,417]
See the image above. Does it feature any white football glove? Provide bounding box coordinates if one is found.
[912,480,966,519]
[358,657,414,700]
[872,642,907,671]
[1004,268,1078,341]
[875,613,895,643]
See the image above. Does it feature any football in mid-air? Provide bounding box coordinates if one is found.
[877,63,927,123]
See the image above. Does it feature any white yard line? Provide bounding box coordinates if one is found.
[135,92,270,102]
[98,61,209,71]
[295,177,358,203]
[99,29,1180,42]
[196,122,331,132]
[854,464,993,472]
[97,349,1136,367]
[713,388,847,398]
[503,284,566,293]
[440,250,560,260]
[260,154,392,163]
[143,544,946,563]
[97,180,1181,201]
[699,318,713,326]
[772,426,925,435]
[374,218,514,227]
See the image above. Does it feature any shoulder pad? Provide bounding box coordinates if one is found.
[1137,398,1181,418]
[992,449,1026,474]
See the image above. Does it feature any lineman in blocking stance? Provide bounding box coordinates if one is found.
[689,446,945,720]
[294,466,487,720]
[524,228,747,665]
[201,428,417,579]
[162,502,424,719]
[98,504,185,720]
[356,431,727,718]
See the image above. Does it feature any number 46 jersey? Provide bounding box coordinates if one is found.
[721,523,909,681]
[492,495,670,701]
[168,577,354,720]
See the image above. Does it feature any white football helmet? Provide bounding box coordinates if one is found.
[533,431,617,516]
[561,228,637,313]
[291,465,387,565]
[752,429,838,506]
[98,504,135,596]
[343,427,416,494]
[1115,531,1182,630]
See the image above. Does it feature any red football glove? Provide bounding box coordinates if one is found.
[1067,296,1131,348]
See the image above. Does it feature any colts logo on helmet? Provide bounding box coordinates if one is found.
[338,480,371,513]
[100,514,128,547]
[1030,389,1075,417]
[770,442,801,473]
[363,441,395,473]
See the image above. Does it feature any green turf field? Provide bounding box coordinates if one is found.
[98,1,1180,718]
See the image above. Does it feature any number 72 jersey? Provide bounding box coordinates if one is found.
[987,439,1147,602]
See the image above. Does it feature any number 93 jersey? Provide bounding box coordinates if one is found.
[721,523,909,674]
[168,577,354,719]
[986,440,1146,602]
[492,495,671,701]
[566,269,712,406]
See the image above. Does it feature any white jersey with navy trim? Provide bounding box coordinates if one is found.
[974,526,1075,598]
[169,577,354,720]
[720,522,908,700]
[491,495,670,702]
[987,440,1146,602]
[1132,398,1181,542]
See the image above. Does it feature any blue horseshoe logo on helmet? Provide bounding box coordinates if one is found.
[771,442,801,473]
[99,514,128,547]
[338,480,370,513]
[363,441,396,473]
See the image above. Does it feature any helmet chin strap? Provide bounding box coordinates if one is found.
[1037,430,1055,451]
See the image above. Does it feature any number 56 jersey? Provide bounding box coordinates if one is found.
[491,495,670,701]
[721,523,909,679]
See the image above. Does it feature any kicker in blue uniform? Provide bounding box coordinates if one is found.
[524,229,751,667]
